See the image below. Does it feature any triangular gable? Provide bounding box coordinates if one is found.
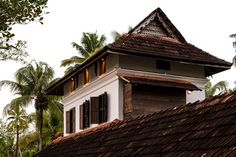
[129,8,187,43]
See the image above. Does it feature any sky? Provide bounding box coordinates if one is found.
[0,0,236,116]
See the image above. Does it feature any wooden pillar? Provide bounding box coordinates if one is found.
[124,83,133,118]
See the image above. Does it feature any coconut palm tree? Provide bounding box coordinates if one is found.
[3,104,29,157]
[111,26,133,41]
[0,60,62,151]
[61,32,106,74]
[19,109,63,156]
[205,80,231,98]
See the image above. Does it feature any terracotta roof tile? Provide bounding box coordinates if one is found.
[108,34,231,69]
[36,91,236,157]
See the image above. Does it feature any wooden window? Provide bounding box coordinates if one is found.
[84,68,89,84]
[70,78,75,92]
[79,100,90,129]
[99,58,106,76]
[90,92,108,124]
[94,62,98,76]
[75,75,79,88]
[66,107,76,133]
[156,60,170,70]
[90,97,99,124]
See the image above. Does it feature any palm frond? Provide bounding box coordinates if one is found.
[111,31,122,41]
[0,80,22,93]
[71,42,90,58]
[60,56,85,67]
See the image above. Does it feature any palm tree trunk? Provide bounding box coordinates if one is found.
[15,124,19,157]
[39,107,43,151]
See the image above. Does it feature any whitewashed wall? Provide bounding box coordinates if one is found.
[63,69,122,135]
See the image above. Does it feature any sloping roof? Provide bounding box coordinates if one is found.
[36,91,236,157]
[108,34,231,74]
[117,72,200,91]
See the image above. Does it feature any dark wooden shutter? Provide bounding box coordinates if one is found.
[84,100,90,128]
[71,108,76,133]
[102,92,108,122]
[91,97,99,124]
[79,104,84,130]
[66,111,70,133]
[99,92,108,123]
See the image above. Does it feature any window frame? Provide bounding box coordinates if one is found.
[156,59,171,71]
[99,58,106,76]
[84,67,89,84]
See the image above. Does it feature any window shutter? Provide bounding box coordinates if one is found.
[84,100,90,128]
[72,108,76,133]
[91,97,99,124]
[79,104,84,130]
[102,92,108,122]
[99,92,108,123]
[66,111,70,133]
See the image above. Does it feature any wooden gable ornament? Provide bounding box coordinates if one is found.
[129,7,187,43]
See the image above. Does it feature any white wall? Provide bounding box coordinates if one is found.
[186,78,208,103]
[63,69,122,135]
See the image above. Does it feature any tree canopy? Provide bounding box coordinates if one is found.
[0,0,48,61]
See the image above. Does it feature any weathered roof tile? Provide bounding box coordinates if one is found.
[36,91,236,157]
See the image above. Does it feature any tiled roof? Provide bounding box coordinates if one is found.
[117,72,200,91]
[36,91,236,157]
[108,34,231,68]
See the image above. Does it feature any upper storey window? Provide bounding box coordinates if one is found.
[70,77,75,92]
[99,58,106,76]
[156,60,170,71]
[84,67,89,84]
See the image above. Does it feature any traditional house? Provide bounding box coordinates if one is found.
[46,8,231,135]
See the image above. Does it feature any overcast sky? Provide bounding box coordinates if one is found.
[0,0,236,116]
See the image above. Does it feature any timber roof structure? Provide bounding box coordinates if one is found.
[37,91,236,157]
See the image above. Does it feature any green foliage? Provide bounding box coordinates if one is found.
[0,60,63,153]
[4,104,29,157]
[205,80,231,98]
[0,119,14,157]
[0,0,48,61]
[230,33,236,51]
[111,26,133,41]
[61,32,106,74]
[0,40,29,62]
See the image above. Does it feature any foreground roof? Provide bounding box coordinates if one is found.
[37,91,236,157]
